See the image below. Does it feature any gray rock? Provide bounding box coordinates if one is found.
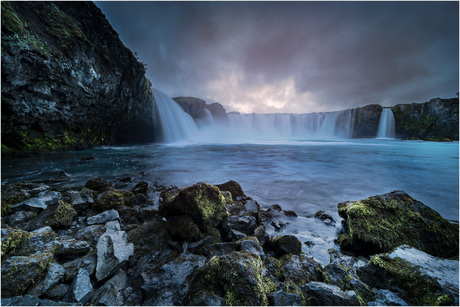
[266,235,302,257]
[4,211,36,227]
[300,281,360,306]
[190,292,226,306]
[142,254,206,305]
[272,290,302,306]
[240,239,265,259]
[280,255,323,284]
[1,295,77,306]
[65,268,93,304]
[92,269,128,306]
[27,262,65,296]
[12,191,62,212]
[71,189,94,214]
[96,222,134,281]
[227,215,258,235]
[87,209,120,225]
[121,286,143,306]
[203,242,238,257]
[14,229,57,255]
[45,283,69,301]
[253,225,269,246]
[324,264,349,290]
[76,224,106,246]
[53,239,91,258]
[368,289,408,306]
[188,236,217,254]
[63,253,97,282]
[350,278,374,302]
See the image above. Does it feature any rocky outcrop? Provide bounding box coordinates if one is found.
[351,104,383,138]
[173,96,229,122]
[1,1,157,155]
[391,97,459,140]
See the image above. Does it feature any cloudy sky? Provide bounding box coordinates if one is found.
[96,1,459,114]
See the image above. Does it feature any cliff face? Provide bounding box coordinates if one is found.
[392,98,459,140]
[1,1,156,155]
[173,97,228,122]
[351,104,383,138]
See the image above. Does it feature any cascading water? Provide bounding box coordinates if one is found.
[376,108,396,138]
[153,88,199,143]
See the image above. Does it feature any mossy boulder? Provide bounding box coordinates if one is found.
[1,183,33,216]
[45,201,77,229]
[1,227,32,262]
[1,253,53,297]
[127,219,173,258]
[189,251,268,305]
[337,190,459,258]
[215,180,246,201]
[265,235,302,257]
[159,182,228,231]
[93,189,134,212]
[85,178,112,192]
[357,245,458,305]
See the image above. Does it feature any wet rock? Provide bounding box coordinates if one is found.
[142,254,206,305]
[203,242,239,257]
[271,290,302,306]
[132,181,148,195]
[267,204,283,217]
[24,201,77,231]
[314,210,336,226]
[27,262,65,296]
[189,291,226,306]
[226,215,258,236]
[324,264,350,290]
[159,182,228,231]
[93,189,134,212]
[85,178,111,192]
[368,289,408,306]
[271,220,288,232]
[265,235,302,257]
[190,251,268,305]
[240,239,265,259]
[188,236,218,254]
[300,281,360,306]
[1,295,76,306]
[127,219,172,258]
[1,227,33,260]
[166,214,206,242]
[95,221,134,281]
[87,209,120,225]
[226,199,262,224]
[350,278,374,303]
[62,253,97,283]
[120,286,143,306]
[64,268,93,304]
[337,190,459,258]
[12,191,62,212]
[92,269,128,306]
[357,245,459,305]
[1,253,53,297]
[71,188,94,214]
[75,224,106,246]
[14,229,57,256]
[54,239,91,259]
[253,224,269,246]
[4,211,36,228]
[215,180,246,200]
[279,254,323,284]
[44,283,70,301]
[283,210,298,217]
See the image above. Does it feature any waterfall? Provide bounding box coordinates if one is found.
[153,88,199,143]
[376,108,396,138]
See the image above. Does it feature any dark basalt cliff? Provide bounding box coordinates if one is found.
[174,97,228,121]
[392,97,459,140]
[1,1,157,155]
[351,104,383,138]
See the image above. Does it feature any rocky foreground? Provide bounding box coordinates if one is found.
[1,178,458,306]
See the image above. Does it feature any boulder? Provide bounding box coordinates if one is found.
[165,215,207,242]
[71,188,94,214]
[131,181,148,195]
[226,215,258,236]
[14,229,57,255]
[53,239,91,259]
[87,209,120,225]
[159,182,227,230]
[127,219,172,258]
[27,262,65,296]
[189,251,268,306]
[62,253,97,283]
[189,292,226,306]
[314,210,336,226]
[142,254,206,305]
[215,180,246,200]
[95,221,134,281]
[92,268,127,306]
[93,189,134,212]
[202,242,239,257]
[1,295,76,306]
[265,235,302,257]
[324,264,350,290]
[368,289,408,306]
[84,178,112,192]
[300,281,360,306]
[1,253,53,297]
[357,245,459,305]
[23,201,77,231]
[4,211,36,228]
[1,227,32,260]
[240,239,265,259]
[12,191,62,212]
[279,254,323,284]
[75,224,106,246]
[64,268,93,304]
[271,290,302,306]
[337,190,459,257]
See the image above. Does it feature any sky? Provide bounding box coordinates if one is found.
[95,1,459,114]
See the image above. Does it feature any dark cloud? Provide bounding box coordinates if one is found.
[96,1,459,113]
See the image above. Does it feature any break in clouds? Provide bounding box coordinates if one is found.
[96,1,459,114]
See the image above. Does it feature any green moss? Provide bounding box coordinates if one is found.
[45,201,77,229]
[93,189,134,212]
[370,255,455,305]
[1,183,32,216]
[45,3,87,46]
[1,228,32,262]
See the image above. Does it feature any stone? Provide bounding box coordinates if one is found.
[324,264,350,290]
[314,210,336,226]
[127,219,171,258]
[71,188,94,214]
[265,235,302,257]
[253,224,269,246]
[85,178,112,192]
[300,281,360,306]
[166,214,205,242]
[65,268,93,304]
[92,269,128,306]
[350,278,374,303]
[215,180,246,200]
[1,227,33,260]
[190,291,226,306]
[12,191,62,212]
[93,189,134,212]
[226,215,258,235]
[142,254,206,305]
[27,262,65,296]
[203,242,239,257]
[188,236,218,254]
[53,239,91,258]
[337,190,459,258]
[75,224,106,246]
[1,253,53,297]
[159,182,228,231]
[96,221,134,281]
[62,253,97,282]
[368,289,408,306]
[23,201,77,231]
[4,211,36,227]
[279,254,323,284]
[132,181,148,195]
[272,290,302,306]
[87,209,120,225]
[1,295,76,306]
[189,251,268,306]
[44,283,70,301]
[240,239,265,259]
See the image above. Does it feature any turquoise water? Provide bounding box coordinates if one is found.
[2,139,458,264]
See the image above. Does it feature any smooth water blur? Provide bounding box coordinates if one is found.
[2,139,458,264]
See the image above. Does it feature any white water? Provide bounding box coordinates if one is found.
[377,108,396,138]
[153,88,199,143]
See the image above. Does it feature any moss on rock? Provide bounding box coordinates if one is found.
[337,190,459,258]
[45,201,77,229]
[1,227,32,262]
[159,182,228,231]
[1,183,32,216]
[93,189,134,212]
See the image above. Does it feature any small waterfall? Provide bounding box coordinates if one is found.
[376,108,396,138]
[153,88,199,143]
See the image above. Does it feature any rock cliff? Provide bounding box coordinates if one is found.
[351,104,383,138]
[173,97,228,122]
[392,97,459,140]
[1,1,157,155]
